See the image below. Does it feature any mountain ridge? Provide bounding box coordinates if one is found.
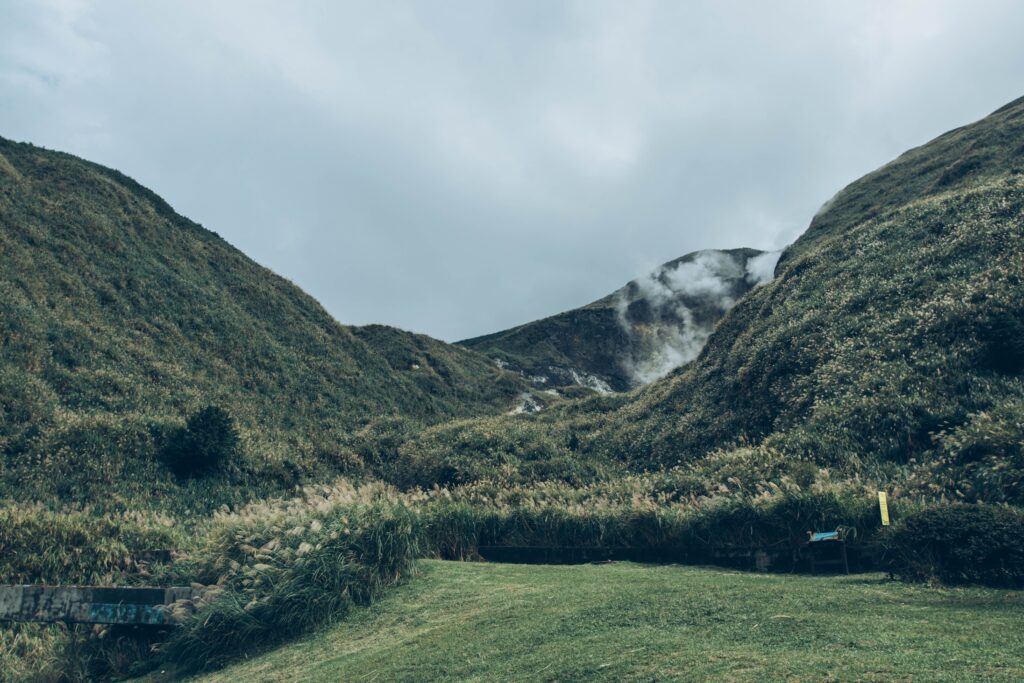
[394,93,1024,505]
[780,96,1024,269]
[0,135,530,505]
[459,247,779,393]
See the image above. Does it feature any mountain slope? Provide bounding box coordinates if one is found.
[0,137,527,504]
[399,95,1024,504]
[460,248,780,392]
[782,94,1024,267]
[588,96,1024,481]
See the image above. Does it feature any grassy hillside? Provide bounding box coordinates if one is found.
[411,95,1024,506]
[460,248,772,392]
[782,94,1024,266]
[189,560,1024,682]
[0,137,527,507]
[595,174,1024,472]
[588,97,1024,477]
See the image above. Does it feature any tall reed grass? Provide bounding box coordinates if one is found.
[0,503,181,585]
[157,484,419,673]
[0,471,973,678]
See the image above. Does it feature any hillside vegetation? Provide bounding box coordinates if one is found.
[0,137,528,507]
[412,96,1024,506]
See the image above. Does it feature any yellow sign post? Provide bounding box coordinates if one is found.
[878,491,890,526]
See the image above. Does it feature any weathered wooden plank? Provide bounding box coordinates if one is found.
[0,585,205,625]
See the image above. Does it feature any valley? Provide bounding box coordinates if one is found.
[1,93,1023,680]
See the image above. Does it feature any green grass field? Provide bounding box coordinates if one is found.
[181,561,1024,682]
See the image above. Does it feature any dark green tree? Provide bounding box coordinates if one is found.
[163,405,239,478]
[982,308,1024,375]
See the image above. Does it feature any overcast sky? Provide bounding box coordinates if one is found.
[2,1,1024,340]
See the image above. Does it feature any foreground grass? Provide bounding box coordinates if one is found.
[186,561,1024,682]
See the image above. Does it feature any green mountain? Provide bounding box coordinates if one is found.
[460,248,779,393]
[583,96,1024,489]
[782,94,1024,267]
[0,137,528,504]
[401,96,1024,505]
[3,94,1023,506]
[4,94,1024,683]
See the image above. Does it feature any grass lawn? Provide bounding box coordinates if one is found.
[187,560,1024,682]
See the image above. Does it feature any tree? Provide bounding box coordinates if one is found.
[982,309,1024,375]
[163,405,239,478]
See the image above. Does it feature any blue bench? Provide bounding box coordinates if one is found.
[806,529,849,574]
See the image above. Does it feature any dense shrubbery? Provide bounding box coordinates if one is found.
[877,504,1024,587]
[0,624,77,683]
[416,486,883,563]
[3,472,1021,678]
[392,417,615,489]
[0,505,185,681]
[162,405,240,478]
[2,413,174,504]
[979,307,1024,375]
[0,483,420,679]
[918,400,1024,505]
[0,503,180,585]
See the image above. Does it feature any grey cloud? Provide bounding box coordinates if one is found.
[2,0,1024,340]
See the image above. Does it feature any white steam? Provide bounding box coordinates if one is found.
[619,303,713,385]
[744,250,782,286]
[616,249,780,386]
[508,392,543,415]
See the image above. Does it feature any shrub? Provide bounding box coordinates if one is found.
[925,401,1024,504]
[0,624,75,683]
[413,484,883,567]
[876,503,1024,587]
[980,308,1024,375]
[392,418,613,490]
[163,406,239,478]
[684,489,879,553]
